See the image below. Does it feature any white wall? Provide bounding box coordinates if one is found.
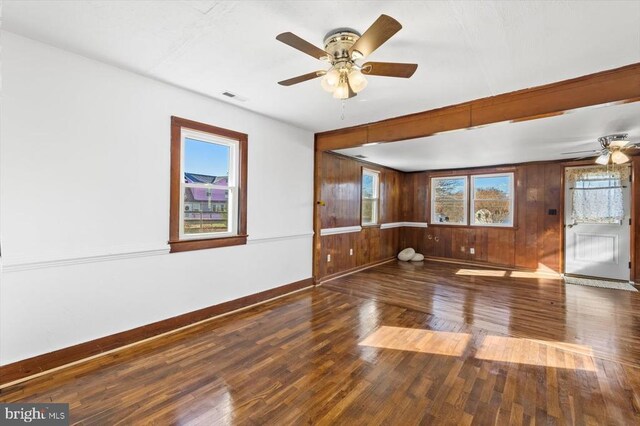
[0,32,314,365]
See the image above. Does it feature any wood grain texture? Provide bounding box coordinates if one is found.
[316,152,403,279]
[2,261,639,424]
[0,278,312,386]
[316,63,640,150]
[401,163,563,271]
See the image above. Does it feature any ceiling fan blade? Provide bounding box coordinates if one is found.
[561,149,601,155]
[278,71,324,86]
[276,32,327,60]
[350,14,402,58]
[362,61,418,78]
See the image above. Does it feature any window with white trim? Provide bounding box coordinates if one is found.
[362,168,380,225]
[180,129,239,239]
[431,176,468,225]
[470,173,514,227]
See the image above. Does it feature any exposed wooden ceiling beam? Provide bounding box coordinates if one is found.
[316,62,640,151]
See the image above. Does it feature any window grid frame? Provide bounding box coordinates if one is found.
[430,175,469,226]
[470,172,515,228]
[362,168,381,226]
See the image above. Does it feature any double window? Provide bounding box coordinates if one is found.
[431,173,514,227]
[170,117,248,252]
[362,168,380,226]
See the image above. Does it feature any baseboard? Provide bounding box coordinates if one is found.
[0,277,314,387]
[317,257,396,284]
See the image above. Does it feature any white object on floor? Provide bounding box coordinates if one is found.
[564,276,638,292]
[397,248,415,261]
[411,253,424,262]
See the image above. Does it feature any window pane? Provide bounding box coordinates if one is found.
[184,138,230,183]
[473,200,511,224]
[433,200,465,224]
[362,199,377,224]
[473,175,510,199]
[184,187,229,235]
[434,178,465,199]
[362,174,374,198]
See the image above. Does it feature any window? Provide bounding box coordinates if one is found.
[362,168,380,225]
[170,117,247,253]
[568,166,628,224]
[431,176,468,225]
[471,173,514,227]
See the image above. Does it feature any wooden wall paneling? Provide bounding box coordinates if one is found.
[320,152,361,229]
[381,169,401,223]
[486,229,516,267]
[541,163,563,272]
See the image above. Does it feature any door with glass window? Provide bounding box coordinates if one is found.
[564,165,631,281]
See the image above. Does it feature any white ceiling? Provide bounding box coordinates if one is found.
[4,1,640,132]
[335,102,640,171]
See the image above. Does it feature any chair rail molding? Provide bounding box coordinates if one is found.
[320,226,363,236]
[380,222,429,229]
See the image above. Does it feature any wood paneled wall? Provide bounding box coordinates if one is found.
[317,152,402,279]
[316,151,638,281]
[400,163,563,272]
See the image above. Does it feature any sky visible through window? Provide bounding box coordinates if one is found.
[362,174,374,198]
[474,176,509,196]
[184,138,229,176]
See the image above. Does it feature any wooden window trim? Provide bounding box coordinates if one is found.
[169,116,248,253]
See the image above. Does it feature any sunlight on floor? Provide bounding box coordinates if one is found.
[360,327,595,371]
[358,326,471,357]
[455,268,562,280]
[456,269,506,277]
[476,335,596,371]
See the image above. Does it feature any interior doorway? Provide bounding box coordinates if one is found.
[564,165,632,281]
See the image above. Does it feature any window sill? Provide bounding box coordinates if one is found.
[169,235,248,253]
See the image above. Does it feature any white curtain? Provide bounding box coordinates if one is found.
[567,165,629,224]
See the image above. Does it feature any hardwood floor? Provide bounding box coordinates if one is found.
[2,260,640,424]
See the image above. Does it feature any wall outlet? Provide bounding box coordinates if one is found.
[327,254,331,262]
[469,248,475,255]
[349,248,353,256]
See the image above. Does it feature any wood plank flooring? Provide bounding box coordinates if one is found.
[2,260,640,424]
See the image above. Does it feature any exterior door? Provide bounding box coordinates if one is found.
[564,165,631,281]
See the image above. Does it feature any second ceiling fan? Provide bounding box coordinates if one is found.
[276,15,418,99]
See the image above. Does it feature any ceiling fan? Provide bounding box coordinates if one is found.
[562,134,638,165]
[276,15,418,99]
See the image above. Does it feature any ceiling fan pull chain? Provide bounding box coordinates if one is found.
[341,99,346,120]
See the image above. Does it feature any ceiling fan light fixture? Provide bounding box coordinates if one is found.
[321,68,340,92]
[595,152,611,165]
[348,68,368,93]
[332,79,350,99]
[611,150,630,164]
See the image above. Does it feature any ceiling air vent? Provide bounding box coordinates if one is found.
[221,91,248,102]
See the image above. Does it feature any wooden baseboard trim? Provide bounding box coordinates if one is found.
[0,277,314,388]
[317,257,396,284]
